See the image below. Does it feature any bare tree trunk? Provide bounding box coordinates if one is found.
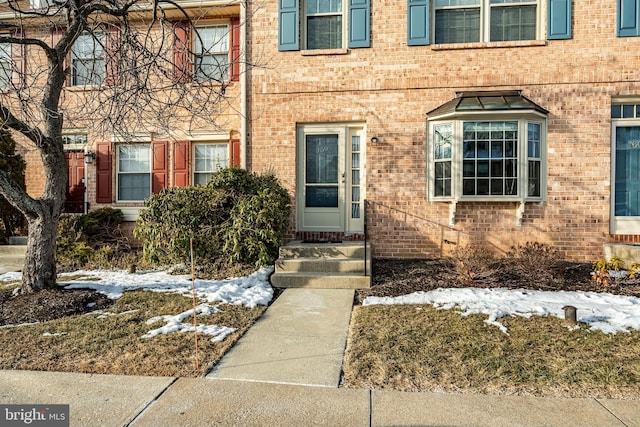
[21,210,58,293]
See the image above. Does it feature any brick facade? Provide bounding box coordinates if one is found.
[247,0,639,261]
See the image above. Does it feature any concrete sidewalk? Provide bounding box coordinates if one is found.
[1,370,638,426]
[207,288,354,387]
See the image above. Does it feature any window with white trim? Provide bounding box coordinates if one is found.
[434,0,539,44]
[305,0,344,49]
[194,25,229,82]
[0,41,11,88]
[427,91,547,202]
[193,142,229,185]
[71,32,104,86]
[117,144,150,201]
[429,118,545,200]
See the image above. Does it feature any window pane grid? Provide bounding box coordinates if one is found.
[72,33,104,86]
[351,135,361,219]
[117,145,150,201]
[435,0,538,44]
[195,26,229,82]
[462,121,518,196]
[194,143,229,185]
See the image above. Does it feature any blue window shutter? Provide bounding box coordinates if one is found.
[279,0,299,51]
[618,0,640,37]
[349,0,370,48]
[547,0,571,40]
[407,0,430,46]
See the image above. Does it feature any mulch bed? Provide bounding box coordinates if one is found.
[0,288,112,326]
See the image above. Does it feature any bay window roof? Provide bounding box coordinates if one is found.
[427,90,549,118]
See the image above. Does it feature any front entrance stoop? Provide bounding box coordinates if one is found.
[271,241,371,289]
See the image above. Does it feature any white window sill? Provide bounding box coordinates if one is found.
[431,40,547,51]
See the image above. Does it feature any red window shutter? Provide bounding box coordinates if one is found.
[152,140,168,194]
[105,24,121,86]
[173,22,191,83]
[95,142,113,203]
[230,138,241,167]
[173,140,190,187]
[230,17,241,82]
[10,28,25,88]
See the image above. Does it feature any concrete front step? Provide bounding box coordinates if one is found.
[0,245,27,255]
[279,241,370,259]
[275,257,371,274]
[270,272,370,289]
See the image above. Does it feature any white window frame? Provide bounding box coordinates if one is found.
[433,0,541,44]
[302,0,346,50]
[116,144,151,202]
[427,113,547,202]
[192,142,230,185]
[610,99,640,235]
[0,40,11,89]
[194,24,230,82]
[71,32,104,87]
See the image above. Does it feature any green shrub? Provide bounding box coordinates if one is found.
[135,168,290,269]
[56,208,127,269]
[0,129,26,241]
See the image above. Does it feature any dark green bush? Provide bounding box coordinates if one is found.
[135,168,290,268]
[0,129,26,242]
[56,208,129,269]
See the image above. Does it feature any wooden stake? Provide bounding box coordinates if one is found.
[190,238,199,371]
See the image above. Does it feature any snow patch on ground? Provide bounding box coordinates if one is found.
[363,287,640,334]
[0,266,274,342]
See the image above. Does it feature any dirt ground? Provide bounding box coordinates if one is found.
[0,288,113,326]
[2,258,639,326]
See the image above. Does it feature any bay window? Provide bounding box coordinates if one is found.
[427,91,547,202]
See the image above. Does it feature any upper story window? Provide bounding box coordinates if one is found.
[427,91,547,202]
[434,0,538,44]
[306,0,343,49]
[278,0,371,51]
[194,25,229,82]
[72,32,104,86]
[0,42,11,88]
[193,142,229,185]
[408,0,571,46]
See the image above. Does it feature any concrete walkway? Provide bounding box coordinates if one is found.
[1,370,638,426]
[207,288,354,387]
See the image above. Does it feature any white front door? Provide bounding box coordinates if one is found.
[297,125,365,232]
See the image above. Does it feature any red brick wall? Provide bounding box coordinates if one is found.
[247,0,636,261]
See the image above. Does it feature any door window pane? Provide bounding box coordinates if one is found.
[615,126,640,216]
[306,134,339,208]
[306,134,339,183]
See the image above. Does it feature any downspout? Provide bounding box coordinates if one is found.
[240,1,247,169]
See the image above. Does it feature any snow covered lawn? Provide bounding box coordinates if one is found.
[363,287,640,334]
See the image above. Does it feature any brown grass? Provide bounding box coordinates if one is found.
[0,290,265,377]
[342,305,640,398]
